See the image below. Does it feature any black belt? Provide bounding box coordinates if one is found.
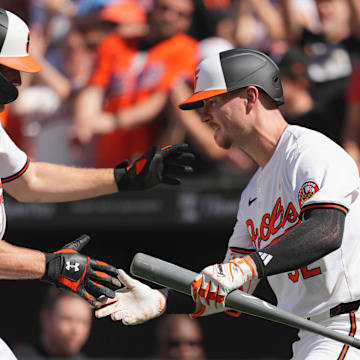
[330,300,360,317]
[307,300,360,322]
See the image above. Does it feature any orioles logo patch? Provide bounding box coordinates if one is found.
[298,181,319,208]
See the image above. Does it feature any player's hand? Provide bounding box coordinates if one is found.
[42,235,121,308]
[113,144,194,191]
[95,269,166,325]
[190,257,257,318]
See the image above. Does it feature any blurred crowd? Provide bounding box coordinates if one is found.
[4,2,360,359]
[2,0,360,179]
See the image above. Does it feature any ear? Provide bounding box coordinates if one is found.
[245,86,258,113]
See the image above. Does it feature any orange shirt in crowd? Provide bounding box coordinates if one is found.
[347,65,360,104]
[90,32,199,168]
[0,105,8,127]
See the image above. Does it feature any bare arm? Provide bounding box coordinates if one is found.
[4,161,118,203]
[245,0,287,41]
[348,0,360,33]
[89,91,169,136]
[0,240,45,279]
[72,85,105,144]
[277,0,305,43]
[115,91,168,129]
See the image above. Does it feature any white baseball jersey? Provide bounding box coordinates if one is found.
[225,125,360,318]
[0,124,28,239]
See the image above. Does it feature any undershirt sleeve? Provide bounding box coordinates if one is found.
[249,207,345,278]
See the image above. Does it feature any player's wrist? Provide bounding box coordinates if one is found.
[155,290,167,316]
[230,256,258,283]
[41,252,61,282]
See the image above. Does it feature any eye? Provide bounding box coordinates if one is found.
[204,98,217,108]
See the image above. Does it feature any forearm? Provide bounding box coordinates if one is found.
[0,240,45,279]
[348,0,360,28]
[248,0,287,40]
[5,161,118,203]
[115,91,168,129]
[249,208,345,278]
[277,0,304,43]
[73,86,105,143]
[36,57,72,99]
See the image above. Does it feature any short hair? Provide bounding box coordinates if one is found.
[41,286,85,312]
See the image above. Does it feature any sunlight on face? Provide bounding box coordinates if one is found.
[202,90,247,149]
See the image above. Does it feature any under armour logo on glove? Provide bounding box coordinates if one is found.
[65,261,80,272]
[42,235,121,307]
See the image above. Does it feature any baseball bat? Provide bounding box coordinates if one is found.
[130,252,360,350]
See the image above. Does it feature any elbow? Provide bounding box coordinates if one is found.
[321,222,344,256]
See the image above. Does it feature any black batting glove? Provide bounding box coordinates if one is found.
[42,234,121,307]
[113,143,194,191]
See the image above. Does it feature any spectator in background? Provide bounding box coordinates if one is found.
[278,45,342,144]
[13,287,92,359]
[72,0,199,168]
[9,21,102,165]
[233,0,287,52]
[279,0,360,127]
[189,0,234,43]
[155,314,206,360]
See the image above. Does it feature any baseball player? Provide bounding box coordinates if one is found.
[0,8,193,359]
[97,48,360,359]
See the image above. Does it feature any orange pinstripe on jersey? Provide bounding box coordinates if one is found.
[1,157,29,183]
[337,312,356,360]
[300,203,349,216]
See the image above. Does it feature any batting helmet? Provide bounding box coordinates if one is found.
[0,8,42,104]
[179,48,284,110]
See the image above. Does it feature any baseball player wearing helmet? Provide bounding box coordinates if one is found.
[0,8,193,358]
[97,48,360,359]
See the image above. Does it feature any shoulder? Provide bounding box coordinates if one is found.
[285,126,358,176]
[285,125,342,155]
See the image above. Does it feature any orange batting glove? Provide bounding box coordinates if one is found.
[190,256,258,318]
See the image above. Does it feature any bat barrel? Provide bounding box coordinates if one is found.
[130,253,360,350]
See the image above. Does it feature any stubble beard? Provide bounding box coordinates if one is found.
[215,132,232,149]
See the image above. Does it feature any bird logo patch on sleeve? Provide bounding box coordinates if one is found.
[298,181,319,208]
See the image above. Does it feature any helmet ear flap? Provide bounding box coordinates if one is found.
[0,71,18,104]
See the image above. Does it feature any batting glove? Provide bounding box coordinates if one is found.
[190,257,257,318]
[95,269,166,325]
[113,144,194,191]
[42,234,121,307]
